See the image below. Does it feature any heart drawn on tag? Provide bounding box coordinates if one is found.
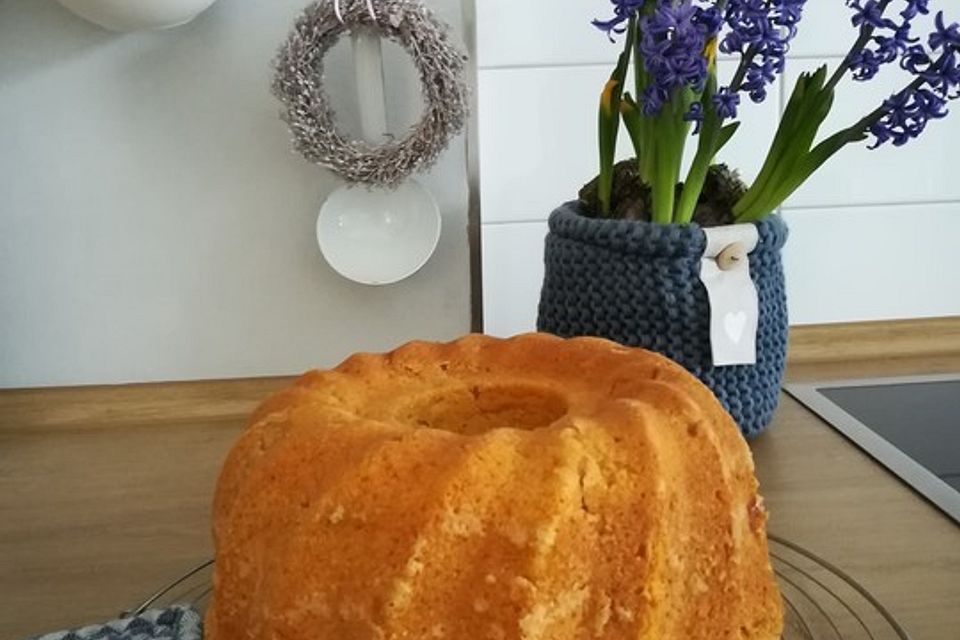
[724,311,748,344]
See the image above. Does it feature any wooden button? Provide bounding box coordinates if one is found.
[717,242,748,271]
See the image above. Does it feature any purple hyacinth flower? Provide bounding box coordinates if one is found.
[718,0,807,112]
[712,87,741,119]
[869,10,960,148]
[637,0,720,115]
[592,0,645,39]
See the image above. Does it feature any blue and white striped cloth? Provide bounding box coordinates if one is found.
[29,607,201,640]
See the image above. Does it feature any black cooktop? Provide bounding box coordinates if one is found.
[786,374,960,525]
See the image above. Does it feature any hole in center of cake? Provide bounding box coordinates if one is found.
[399,384,569,435]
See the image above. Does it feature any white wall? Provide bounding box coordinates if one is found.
[0,0,472,388]
[478,2,960,336]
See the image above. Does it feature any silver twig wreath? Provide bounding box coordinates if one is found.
[272,0,469,186]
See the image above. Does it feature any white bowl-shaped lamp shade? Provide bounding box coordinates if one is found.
[317,181,442,286]
[57,0,220,32]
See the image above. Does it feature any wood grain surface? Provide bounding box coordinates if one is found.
[788,316,960,364]
[2,344,959,639]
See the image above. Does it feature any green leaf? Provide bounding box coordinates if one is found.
[621,93,644,158]
[716,122,740,154]
[597,18,636,217]
[735,65,836,220]
[744,127,866,220]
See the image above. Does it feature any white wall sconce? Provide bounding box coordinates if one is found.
[57,0,220,32]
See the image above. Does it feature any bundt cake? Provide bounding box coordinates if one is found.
[207,333,782,639]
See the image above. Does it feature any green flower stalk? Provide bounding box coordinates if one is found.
[676,37,741,225]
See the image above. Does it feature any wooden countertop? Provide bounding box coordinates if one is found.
[2,352,959,639]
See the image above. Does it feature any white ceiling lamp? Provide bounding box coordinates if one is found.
[57,0,220,32]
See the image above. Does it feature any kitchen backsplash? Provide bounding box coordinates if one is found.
[0,0,471,387]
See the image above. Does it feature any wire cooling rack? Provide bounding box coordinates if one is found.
[127,534,911,639]
[768,535,910,639]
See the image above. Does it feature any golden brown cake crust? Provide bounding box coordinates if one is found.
[207,333,783,640]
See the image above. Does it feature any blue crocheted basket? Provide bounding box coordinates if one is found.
[537,201,789,437]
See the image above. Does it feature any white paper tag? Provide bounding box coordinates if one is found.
[699,225,760,367]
